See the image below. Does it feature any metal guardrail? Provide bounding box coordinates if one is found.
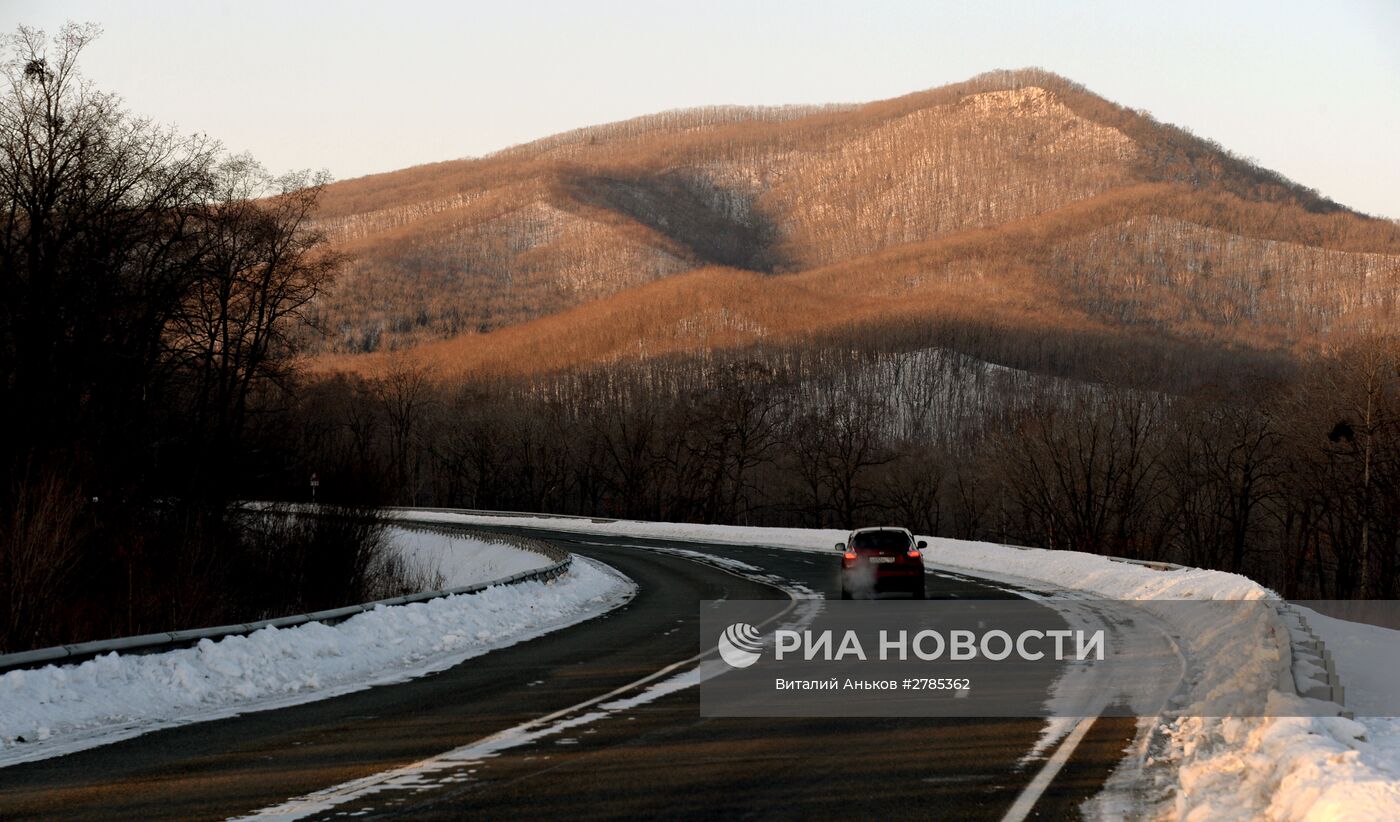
[0,525,569,675]
[1273,604,1348,712]
[990,543,1346,708]
[1101,557,1348,711]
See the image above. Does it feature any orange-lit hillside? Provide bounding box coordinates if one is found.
[307,69,1400,377]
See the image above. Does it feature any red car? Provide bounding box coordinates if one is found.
[838,527,927,599]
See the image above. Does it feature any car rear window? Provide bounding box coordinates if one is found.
[850,531,911,551]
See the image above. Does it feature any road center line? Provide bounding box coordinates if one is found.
[232,545,804,820]
[1000,716,1097,822]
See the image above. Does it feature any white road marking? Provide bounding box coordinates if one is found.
[1000,716,1096,822]
[232,548,810,820]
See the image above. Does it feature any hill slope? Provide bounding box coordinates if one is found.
[307,69,1400,375]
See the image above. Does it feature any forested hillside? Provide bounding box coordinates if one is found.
[307,68,1400,366]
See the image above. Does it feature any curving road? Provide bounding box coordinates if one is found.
[0,523,1141,821]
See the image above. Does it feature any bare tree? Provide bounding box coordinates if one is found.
[373,357,434,505]
[998,388,1167,557]
[167,156,340,495]
[0,23,217,483]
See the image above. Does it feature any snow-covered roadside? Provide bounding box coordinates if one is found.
[402,510,1400,821]
[392,510,849,553]
[918,538,1393,821]
[0,557,634,768]
[931,539,1400,821]
[1247,610,1400,820]
[387,526,552,588]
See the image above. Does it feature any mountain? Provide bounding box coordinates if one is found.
[306,69,1400,378]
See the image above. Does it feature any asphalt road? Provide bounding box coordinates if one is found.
[0,525,1140,821]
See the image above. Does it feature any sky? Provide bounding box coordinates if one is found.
[4,0,1398,218]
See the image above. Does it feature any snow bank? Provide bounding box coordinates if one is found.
[400,510,1399,821]
[393,510,848,553]
[387,526,552,588]
[0,558,633,767]
[1167,700,1397,820]
[1228,610,1400,821]
[837,534,1399,819]
[920,537,1266,601]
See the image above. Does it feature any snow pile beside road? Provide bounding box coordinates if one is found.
[393,510,848,553]
[919,536,1265,600]
[928,538,1299,713]
[0,558,633,767]
[921,539,1400,821]
[1229,611,1400,821]
[388,526,552,588]
[920,536,1338,819]
[1169,699,1396,820]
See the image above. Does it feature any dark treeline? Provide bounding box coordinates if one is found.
[0,26,411,653]
[272,328,1398,601]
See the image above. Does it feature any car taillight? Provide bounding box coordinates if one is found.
[843,551,856,561]
[907,548,921,559]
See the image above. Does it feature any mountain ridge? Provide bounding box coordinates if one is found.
[305,68,1400,374]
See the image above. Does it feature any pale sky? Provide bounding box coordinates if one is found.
[5,1,1399,218]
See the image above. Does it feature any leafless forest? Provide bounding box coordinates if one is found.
[0,27,409,652]
[273,324,1399,602]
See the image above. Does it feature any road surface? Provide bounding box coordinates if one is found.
[0,522,1141,820]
